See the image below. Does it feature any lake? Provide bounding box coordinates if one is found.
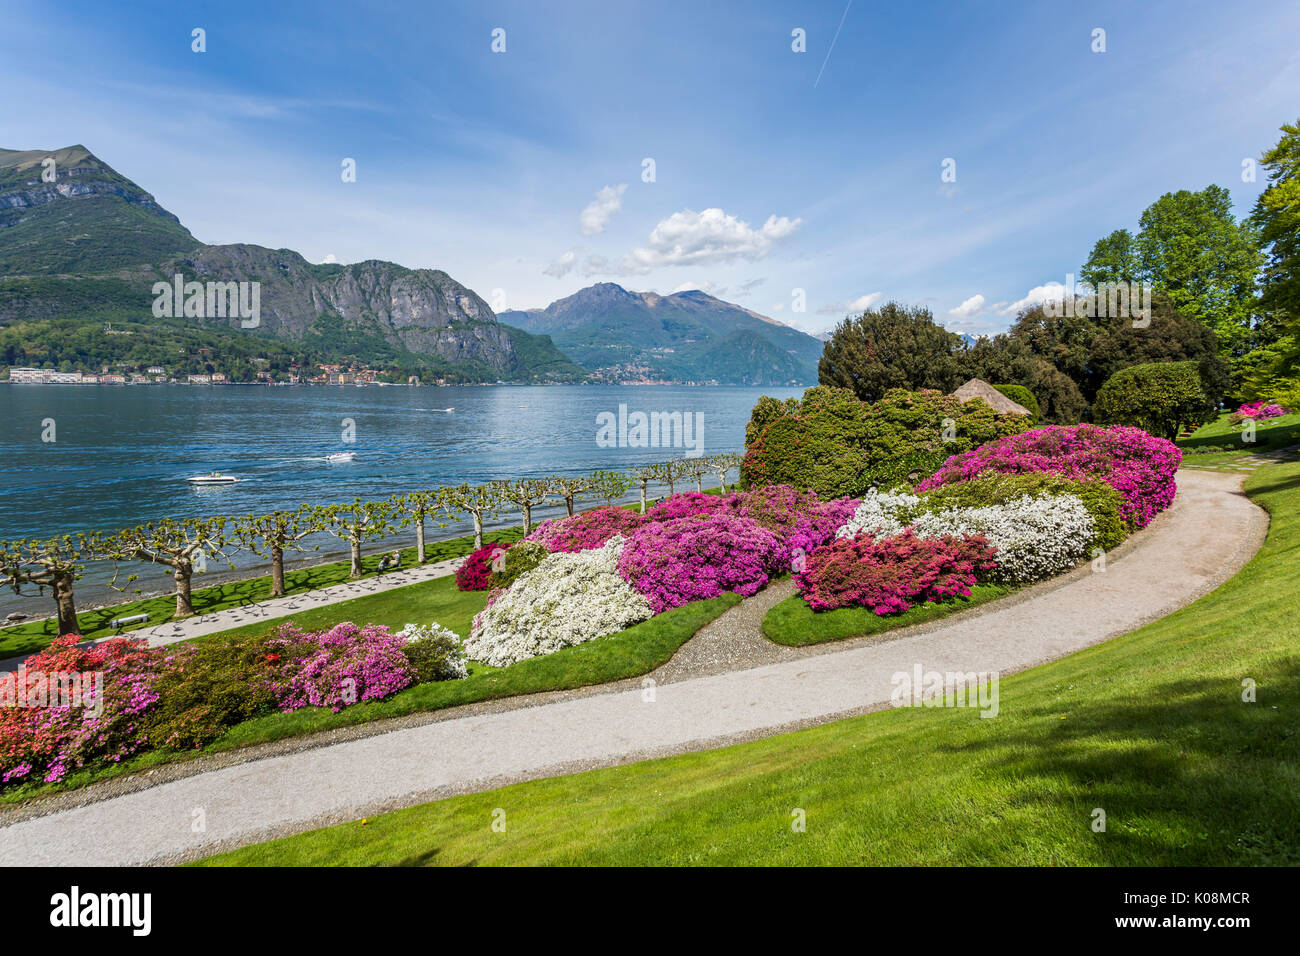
[0,383,802,614]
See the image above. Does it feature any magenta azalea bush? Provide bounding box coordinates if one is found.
[272,622,415,712]
[732,484,859,567]
[526,506,644,552]
[455,541,510,590]
[644,492,731,522]
[916,424,1180,528]
[793,530,998,614]
[617,514,785,613]
[1233,401,1289,422]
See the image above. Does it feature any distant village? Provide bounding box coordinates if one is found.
[4,362,436,387]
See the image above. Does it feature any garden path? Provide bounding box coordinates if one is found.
[0,469,1267,865]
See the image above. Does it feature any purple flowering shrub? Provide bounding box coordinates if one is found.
[526,506,643,552]
[1232,401,1289,423]
[793,530,998,614]
[644,492,731,522]
[916,424,1180,528]
[272,622,415,712]
[618,514,785,613]
[731,484,860,567]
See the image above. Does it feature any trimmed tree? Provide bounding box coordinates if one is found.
[993,384,1040,423]
[649,458,691,496]
[0,533,100,636]
[441,483,504,550]
[682,456,710,492]
[590,470,633,507]
[1092,361,1217,439]
[706,452,743,491]
[389,490,445,563]
[106,517,239,618]
[550,475,593,517]
[236,506,325,597]
[314,499,395,579]
[496,478,554,533]
[629,464,657,514]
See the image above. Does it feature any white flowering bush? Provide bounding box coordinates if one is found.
[463,536,653,667]
[399,622,469,681]
[835,489,920,540]
[908,493,1096,583]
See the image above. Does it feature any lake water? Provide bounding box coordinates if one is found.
[0,383,800,615]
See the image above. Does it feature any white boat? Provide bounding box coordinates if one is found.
[185,472,241,485]
[325,452,356,463]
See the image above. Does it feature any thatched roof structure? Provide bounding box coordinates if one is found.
[951,377,1031,416]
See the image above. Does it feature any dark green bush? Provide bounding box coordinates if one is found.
[993,384,1040,423]
[918,473,1129,551]
[1092,361,1217,439]
[402,632,467,684]
[487,540,549,590]
[741,386,1032,499]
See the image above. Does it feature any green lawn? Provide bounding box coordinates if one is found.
[199,460,1300,866]
[0,527,523,659]
[1177,410,1300,451]
[762,583,1015,646]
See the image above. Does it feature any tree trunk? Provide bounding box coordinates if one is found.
[174,564,195,618]
[472,513,483,550]
[695,475,702,493]
[350,534,363,578]
[639,481,647,514]
[564,495,575,517]
[270,543,286,597]
[53,571,78,636]
[521,503,532,534]
[416,519,426,563]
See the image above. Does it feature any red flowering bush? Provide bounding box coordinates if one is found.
[526,506,643,552]
[618,514,785,613]
[456,541,511,590]
[0,635,169,784]
[917,424,1181,528]
[793,530,997,614]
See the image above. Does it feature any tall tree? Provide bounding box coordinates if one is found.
[1081,228,1141,287]
[0,534,100,636]
[1247,119,1300,398]
[818,302,964,402]
[629,464,657,514]
[389,490,445,564]
[1135,185,1262,368]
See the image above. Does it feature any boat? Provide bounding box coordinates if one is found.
[185,472,241,485]
[325,452,356,463]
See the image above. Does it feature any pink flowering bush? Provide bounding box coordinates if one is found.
[456,541,511,590]
[731,484,860,567]
[916,424,1180,528]
[0,635,168,784]
[272,622,415,712]
[1232,401,1289,422]
[526,506,643,552]
[793,530,998,614]
[618,514,785,613]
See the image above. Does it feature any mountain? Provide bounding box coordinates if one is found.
[500,283,824,385]
[0,145,585,383]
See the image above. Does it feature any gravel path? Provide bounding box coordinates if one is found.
[0,469,1267,865]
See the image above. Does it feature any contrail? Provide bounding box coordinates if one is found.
[814,0,853,88]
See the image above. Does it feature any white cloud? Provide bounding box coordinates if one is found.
[322,253,338,264]
[543,249,578,278]
[1000,282,1066,316]
[581,207,801,276]
[579,184,628,236]
[947,293,985,319]
[816,291,883,316]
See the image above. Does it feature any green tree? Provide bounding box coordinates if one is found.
[1247,120,1300,399]
[314,499,395,579]
[235,506,324,597]
[496,478,553,533]
[441,483,504,550]
[1081,228,1141,287]
[389,490,445,564]
[1092,361,1217,439]
[549,475,594,517]
[819,303,964,401]
[589,470,633,507]
[0,534,100,636]
[106,518,239,617]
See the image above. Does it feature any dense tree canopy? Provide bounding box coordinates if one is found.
[1246,119,1300,403]
[819,303,964,402]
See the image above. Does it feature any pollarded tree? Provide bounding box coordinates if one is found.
[649,458,691,496]
[589,470,633,507]
[681,456,709,493]
[441,483,505,549]
[106,517,239,618]
[235,506,325,597]
[549,475,593,517]
[629,464,657,514]
[819,302,965,402]
[1092,361,1218,440]
[389,490,446,564]
[0,533,101,636]
[313,499,395,579]
[496,478,553,533]
[706,452,743,491]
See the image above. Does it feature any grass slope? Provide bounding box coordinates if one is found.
[201,462,1300,866]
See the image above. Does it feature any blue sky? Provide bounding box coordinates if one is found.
[3,0,1297,335]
